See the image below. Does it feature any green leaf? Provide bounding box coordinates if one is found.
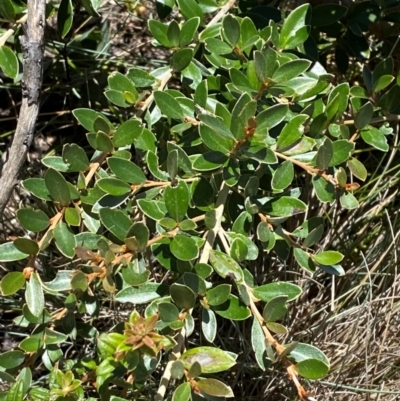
[287,341,329,366]
[340,191,359,209]
[276,115,307,150]
[348,158,367,181]
[199,113,235,141]
[253,282,302,303]
[62,144,89,171]
[71,271,88,292]
[312,175,335,203]
[97,178,131,196]
[205,37,232,55]
[44,168,71,206]
[104,89,131,108]
[54,221,76,258]
[255,103,288,132]
[171,360,185,380]
[154,91,184,119]
[314,251,343,265]
[22,178,51,201]
[170,283,196,309]
[99,208,132,241]
[73,109,106,132]
[170,234,199,261]
[296,359,329,380]
[206,284,231,306]
[197,378,234,398]
[44,328,68,345]
[360,125,389,152]
[378,85,400,112]
[164,179,190,221]
[167,20,180,47]
[41,156,70,172]
[65,207,81,226]
[192,151,228,171]
[272,160,294,191]
[293,248,315,273]
[176,0,204,25]
[0,0,24,21]
[172,382,191,401]
[354,101,373,130]
[0,350,25,369]
[262,295,288,322]
[202,308,217,342]
[1,272,25,296]
[107,157,146,185]
[112,119,143,147]
[115,283,169,304]
[251,317,268,370]
[137,199,166,221]
[14,238,39,255]
[272,59,311,83]
[213,294,251,320]
[158,302,179,322]
[230,237,247,262]
[263,196,307,217]
[279,4,309,49]
[209,250,244,282]
[199,123,235,153]
[373,74,394,93]
[26,273,44,317]
[148,19,171,47]
[181,347,236,374]
[16,208,49,232]
[316,137,333,170]
[0,242,29,262]
[254,50,267,83]
[58,0,73,38]
[330,140,354,166]
[180,17,200,47]
[122,260,150,286]
[222,14,240,47]
[171,48,193,72]
[0,46,18,78]
[127,67,156,88]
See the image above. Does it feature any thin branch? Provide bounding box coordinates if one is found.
[0,0,46,216]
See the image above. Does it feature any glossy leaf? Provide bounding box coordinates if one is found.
[16,208,49,232]
[170,234,199,261]
[181,346,236,374]
[54,221,76,258]
[0,241,29,262]
[197,378,234,398]
[58,0,73,38]
[253,282,302,303]
[164,179,190,221]
[154,91,184,119]
[0,45,18,78]
[360,126,389,152]
[45,168,71,206]
[272,160,294,191]
[209,250,244,282]
[26,273,44,317]
[1,272,26,296]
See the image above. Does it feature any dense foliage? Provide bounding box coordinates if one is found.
[1,0,399,400]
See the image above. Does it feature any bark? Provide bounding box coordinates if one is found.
[0,0,46,215]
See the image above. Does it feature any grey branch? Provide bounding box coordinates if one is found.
[0,0,46,215]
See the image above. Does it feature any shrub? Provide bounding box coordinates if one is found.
[0,0,397,400]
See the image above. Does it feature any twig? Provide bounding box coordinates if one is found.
[0,14,28,47]
[0,0,46,216]
[207,0,237,27]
